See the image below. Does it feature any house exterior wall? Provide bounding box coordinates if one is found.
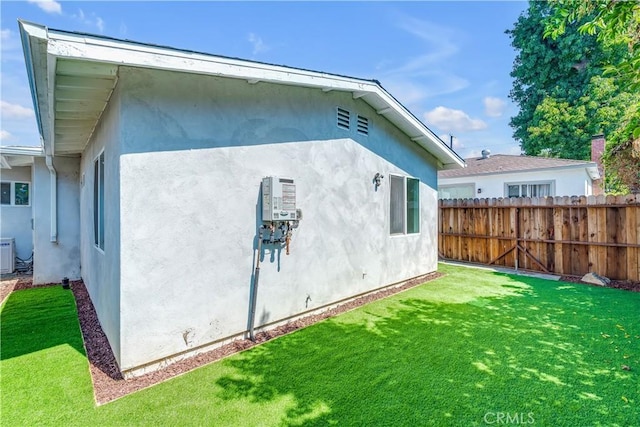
[439,167,593,199]
[79,82,122,365]
[116,67,439,373]
[0,166,33,261]
[32,157,81,283]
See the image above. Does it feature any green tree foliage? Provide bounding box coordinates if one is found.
[543,0,640,193]
[544,0,640,91]
[507,1,621,159]
[527,75,635,159]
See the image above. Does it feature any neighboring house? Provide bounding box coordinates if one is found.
[0,144,80,281]
[0,146,42,267]
[438,149,602,199]
[18,21,463,377]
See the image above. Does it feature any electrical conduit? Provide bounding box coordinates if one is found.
[45,154,57,242]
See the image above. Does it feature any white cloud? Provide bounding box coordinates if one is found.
[391,16,459,71]
[248,33,269,55]
[1,130,12,141]
[1,29,21,58]
[384,73,469,109]
[27,0,62,14]
[71,9,106,33]
[377,14,468,107]
[1,101,35,119]
[96,17,105,33]
[424,106,487,133]
[483,97,506,118]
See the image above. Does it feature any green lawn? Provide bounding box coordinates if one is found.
[1,264,638,426]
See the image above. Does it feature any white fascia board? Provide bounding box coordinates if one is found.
[46,36,372,92]
[0,146,45,156]
[19,21,54,155]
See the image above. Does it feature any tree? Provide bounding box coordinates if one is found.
[543,0,640,193]
[544,0,640,91]
[527,75,636,159]
[506,1,623,159]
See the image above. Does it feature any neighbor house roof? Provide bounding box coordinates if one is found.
[439,154,601,180]
[0,145,44,169]
[18,20,464,170]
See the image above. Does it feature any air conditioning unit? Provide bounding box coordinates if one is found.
[0,238,15,274]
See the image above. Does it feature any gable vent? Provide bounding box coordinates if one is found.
[357,115,369,135]
[337,107,350,130]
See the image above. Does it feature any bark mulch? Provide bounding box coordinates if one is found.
[559,275,640,292]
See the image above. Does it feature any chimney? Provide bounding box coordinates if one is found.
[481,149,491,159]
[591,134,605,172]
[591,134,605,194]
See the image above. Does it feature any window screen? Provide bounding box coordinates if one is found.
[406,178,420,234]
[0,182,10,205]
[94,152,105,250]
[390,175,405,234]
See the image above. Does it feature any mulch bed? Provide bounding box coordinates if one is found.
[559,275,640,292]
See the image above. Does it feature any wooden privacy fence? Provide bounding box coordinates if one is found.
[438,195,640,282]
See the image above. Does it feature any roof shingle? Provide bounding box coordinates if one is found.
[439,154,597,178]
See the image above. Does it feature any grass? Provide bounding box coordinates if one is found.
[1,264,639,426]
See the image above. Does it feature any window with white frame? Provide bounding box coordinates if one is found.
[94,152,105,250]
[506,181,553,198]
[0,181,30,206]
[390,175,420,235]
[438,184,475,199]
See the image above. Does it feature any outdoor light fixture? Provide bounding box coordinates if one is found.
[373,173,384,189]
[477,188,482,194]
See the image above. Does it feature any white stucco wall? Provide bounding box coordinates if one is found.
[32,157,81,283]
[79,82,122,365]
[439,167,593,199]
[0,166,33,261]
[115,67,440,372]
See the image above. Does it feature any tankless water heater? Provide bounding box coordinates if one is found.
[262,176,297,221]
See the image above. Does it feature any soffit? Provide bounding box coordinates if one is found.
[53,59,118,155]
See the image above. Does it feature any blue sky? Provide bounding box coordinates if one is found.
[1,0,527,158]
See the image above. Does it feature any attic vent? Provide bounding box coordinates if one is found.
[337,107,350,130]
[357,115,369,135]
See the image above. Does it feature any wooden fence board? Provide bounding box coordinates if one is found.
[439,195,640,281]
[587,196,598,273]
[630,195,640,281]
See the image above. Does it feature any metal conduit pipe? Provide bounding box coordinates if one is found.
[45,154,57,243]
[248,226,265,341]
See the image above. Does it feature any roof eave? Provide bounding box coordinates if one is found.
[20,21,464,167]
[441,161,602,180]
[18,20,52,155]
[0,145,45,156]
